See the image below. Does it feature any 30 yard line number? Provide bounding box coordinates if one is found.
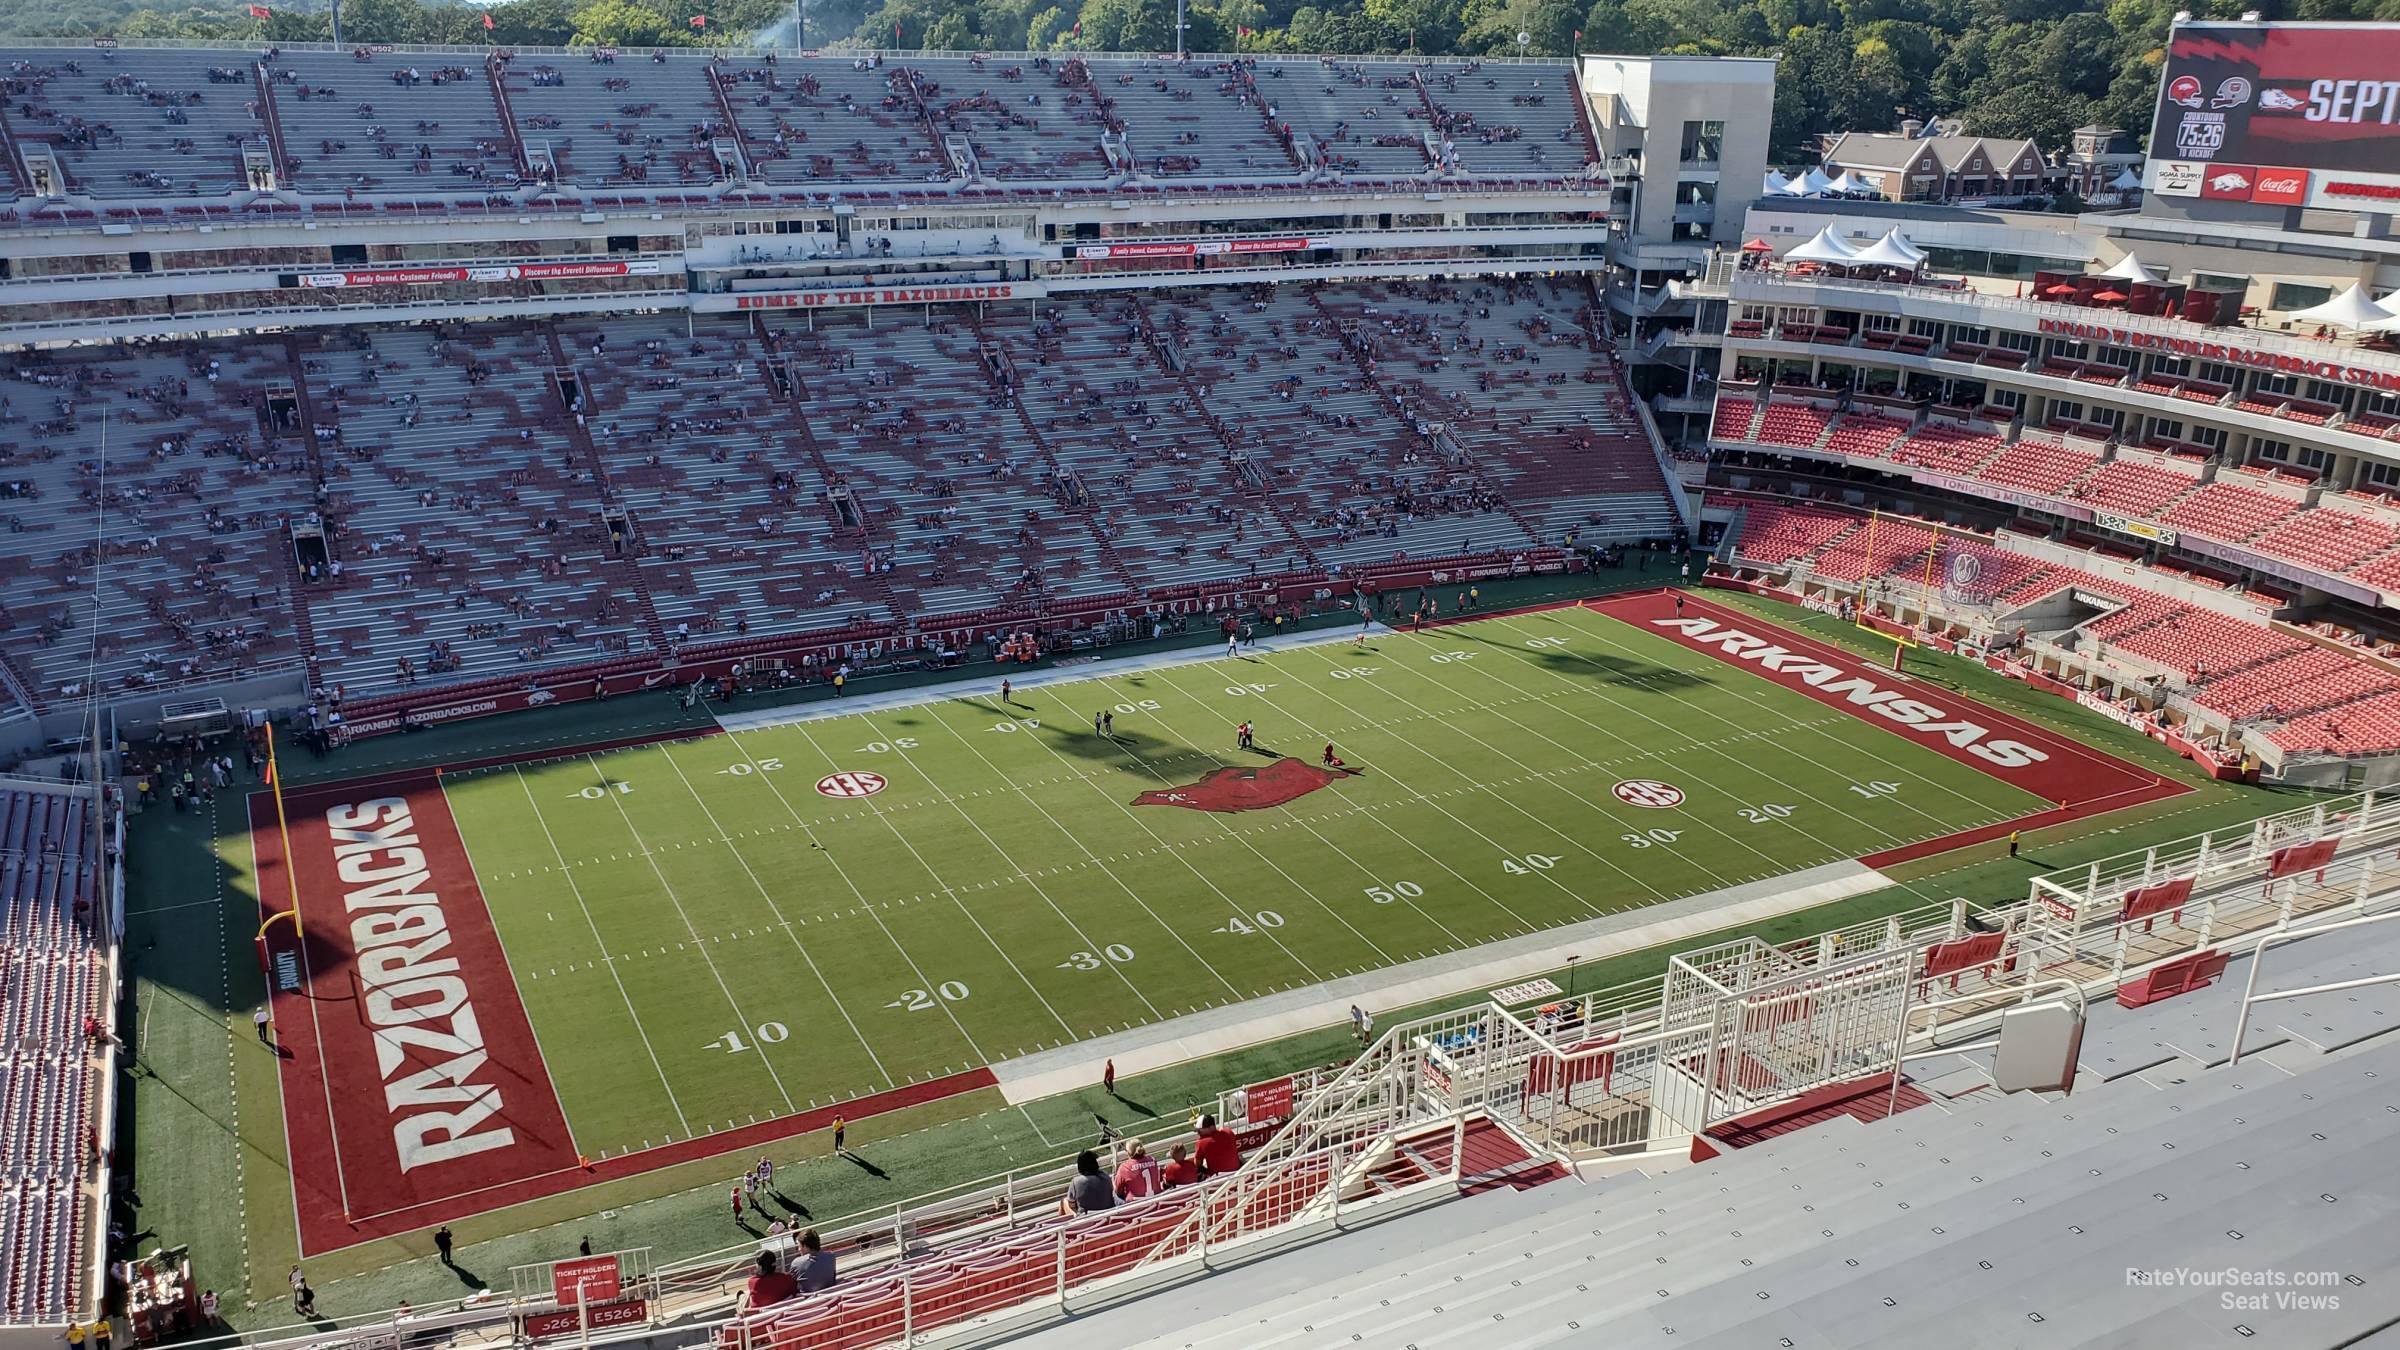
[1060,944,1136,971]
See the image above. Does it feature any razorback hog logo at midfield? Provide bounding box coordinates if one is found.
[1133,757,1353,812]
[1650,618,2050,769]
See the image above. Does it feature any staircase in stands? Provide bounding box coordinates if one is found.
[539,323,674,654]
[1125,293,1324,571]
[1300,287,1548,545]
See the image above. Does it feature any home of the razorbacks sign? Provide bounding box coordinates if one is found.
[731,283,1023,310]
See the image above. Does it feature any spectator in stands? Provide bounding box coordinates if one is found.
[1114,1140,1161,1201]
[1160,1143,1198,1190]
[792,1230,834,1292]
[742,1251,798,1311]
[1193,1115,1242,1178]
[1063,1150,1117,1215]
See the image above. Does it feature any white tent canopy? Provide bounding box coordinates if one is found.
[1847,230,1924,270]
[1795,167,1836,195]
[2096,253,2161,286]
[1764,169,1790,195]
[2292,282,2399,330]
[1822,170,1863,195]
[1877,227,1926,262]
[2110,167,2143,190]
[1783,224,1860,265]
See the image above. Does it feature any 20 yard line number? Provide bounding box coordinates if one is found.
[889,982,971,1011]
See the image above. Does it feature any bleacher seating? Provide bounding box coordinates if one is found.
[1723,499,1857,565]
[1884,422,2004,475]
[0,281,1671,706]
[501,53,728,189]
[2065,456,2203,517]
[2247,508,2400,575]
[2155,479,2303,544]
[0,45,1595,206]
[1975,437,2100,496]
[1753,402,1831,449]
[1821,412,1908,459]
[0,779,108,1326]
[1708,397,1756,443]
[267,51,518,194]
[0,48,265,198]
[2271,688,2400,755]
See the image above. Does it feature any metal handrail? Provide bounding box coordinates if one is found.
[2226,909,2400,1064]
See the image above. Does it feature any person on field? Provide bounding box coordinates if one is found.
[434,1226,453,1267]
[1323,743,1344,769]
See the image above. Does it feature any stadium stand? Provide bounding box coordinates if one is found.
[0,47,1600,205]
[0,778,112,1326]
[1712,491,2400,768]
[0,281,1667,710]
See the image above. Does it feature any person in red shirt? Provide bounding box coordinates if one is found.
[1193,1114,1242,1178]
[743,1251,798,1310]
[1159,1142,1199,1190]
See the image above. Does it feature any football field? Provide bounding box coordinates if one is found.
[252,591,2178,1251]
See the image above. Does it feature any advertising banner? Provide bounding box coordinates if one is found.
[2147,23,2400,212]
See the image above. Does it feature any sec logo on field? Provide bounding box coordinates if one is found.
[816,771,888,799]
[1612,779,1686,809]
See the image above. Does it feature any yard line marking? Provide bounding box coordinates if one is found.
[1188,654,1650,917]
[1060,690,1402,968]
[902,707,1244,1001]
[652,745,894,1089]
[851,710,1166,1022]
[512,764,691,1138]
[960,686,1327,986]
[777,715,1080,1042]
[1406,623,1850,869]
[1137,664,1515,945]
[586,754,799,1116]
[439,777,586,1160]
[1557,604,2020,825]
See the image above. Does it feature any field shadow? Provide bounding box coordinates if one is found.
[1036,723,1186,766]
[1445,629,1714,692]
[842,1153,890,1181]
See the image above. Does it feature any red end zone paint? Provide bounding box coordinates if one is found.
[1586,591,2188,865]
[252,771,577,1255]
[250,772,995,1254]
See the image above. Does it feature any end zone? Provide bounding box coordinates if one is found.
[1587,590,2190,865]
[247,771,993,1255]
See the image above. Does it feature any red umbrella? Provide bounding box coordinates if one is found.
[2092,289,2128,302]
[1741,238,1774,253]
[2040,283,2077,296]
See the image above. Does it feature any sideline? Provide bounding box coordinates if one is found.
[710,620,1415,734]
[987,856,1890,1105]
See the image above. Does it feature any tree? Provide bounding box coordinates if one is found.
[569,0,685,45]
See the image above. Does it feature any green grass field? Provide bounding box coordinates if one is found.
[439,601,2043,1158]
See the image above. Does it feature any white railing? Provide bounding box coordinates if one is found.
[2226,909,2400,1064]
